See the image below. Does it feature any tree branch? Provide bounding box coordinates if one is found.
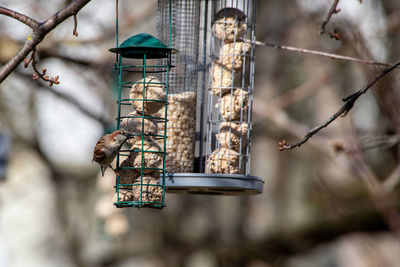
[0,0,91,84]
[0,38,38,83]
[72,14,78,37]
[41,0,90,33]
[25,49,60,86]
[320,0,341,36]
[279,59,400,151]
[253,41,391,67]
[0,6,40,29]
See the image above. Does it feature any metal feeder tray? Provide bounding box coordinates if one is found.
[160,173,264,195]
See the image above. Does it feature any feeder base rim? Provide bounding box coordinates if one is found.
[160,173,264,195]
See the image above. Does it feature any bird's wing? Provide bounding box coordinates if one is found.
[92,137,106,163]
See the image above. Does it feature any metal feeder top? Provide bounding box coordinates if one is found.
[109,33,178,59]
[213,7,247,23]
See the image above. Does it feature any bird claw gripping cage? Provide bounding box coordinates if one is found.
[109,0,263,209]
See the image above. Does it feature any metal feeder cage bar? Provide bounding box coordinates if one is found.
[157,0,264,195]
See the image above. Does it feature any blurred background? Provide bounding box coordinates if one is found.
[1,0,400,266]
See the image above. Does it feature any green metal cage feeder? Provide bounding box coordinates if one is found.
[110,1,177,209]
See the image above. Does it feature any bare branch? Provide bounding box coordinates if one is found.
[72,14,78,37]
[0,38,38,83]
[361,134,400,151]
[41,0,90,32]
[24,49,60,87]
[253,41,391,67]
[279,60,400,151]
[0,0,91,84]
[0,6,40,29]
[320,0,341,36]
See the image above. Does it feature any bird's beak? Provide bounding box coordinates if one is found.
[121,130,135,139]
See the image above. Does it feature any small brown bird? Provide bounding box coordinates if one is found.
[92,130,128,177]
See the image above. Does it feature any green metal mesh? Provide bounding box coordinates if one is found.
[113,53,171,209]
[111,1,174,209]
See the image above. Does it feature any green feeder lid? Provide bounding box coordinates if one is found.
[109,33,178,59]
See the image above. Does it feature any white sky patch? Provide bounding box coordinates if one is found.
[352,91,380,132]
[43,58,107,116]
[35,61,105,166]
[297,0,388,61]
[36,90,104,166]
[339,0,387,61]
[0,75,35,142]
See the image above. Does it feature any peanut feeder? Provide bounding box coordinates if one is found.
[156,0,264,195]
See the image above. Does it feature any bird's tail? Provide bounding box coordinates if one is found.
[101,166,107,177]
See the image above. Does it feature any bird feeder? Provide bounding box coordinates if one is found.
[109,2,177,208]
[157,0,264,195]
[108,0,263,209]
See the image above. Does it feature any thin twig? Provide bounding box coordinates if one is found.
[72,14,78,37]
[279,60,400,151]
[252,40,391,67]
[320,0,341,36]
[361,134,400,151]
[25,49,60,86]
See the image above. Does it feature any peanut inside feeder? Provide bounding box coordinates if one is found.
[218,41,251,71]
[157,91,196,173]
[217,88,249,121]
[118,155,140,187]
[113,189,134,203]
[206,147,241,174]
[130,76,166,115]
[132,172,162,203]
[210,62,233,96]
[212,8,247,43]
[216,121,249,151]
[120,111,158,144]
[130,139,163,174]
